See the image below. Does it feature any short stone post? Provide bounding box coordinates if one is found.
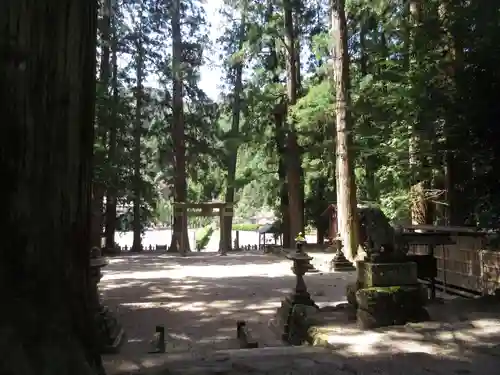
[149,325,166,353]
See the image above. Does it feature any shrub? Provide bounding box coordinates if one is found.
[232,223,260,231]
[195,225,214,251]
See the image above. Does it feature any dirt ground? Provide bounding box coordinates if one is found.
[100,251,355,357]
[101,251,500,375]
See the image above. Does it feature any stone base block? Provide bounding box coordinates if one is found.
[355,285,429,329]
[271,298,319,344]
[273,298,293,341]
[359,261,418,287]
[331,263,355,272]
[357,307,430,329]
[288,304,319,345]
[356,285,427,312]
[96,307,125,353]
[330,251,355,272]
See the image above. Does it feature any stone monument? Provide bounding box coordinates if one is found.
[346,207,429,329]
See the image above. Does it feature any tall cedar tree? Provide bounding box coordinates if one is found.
[0,1,104,374]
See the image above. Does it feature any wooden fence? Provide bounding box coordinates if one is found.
[408,234,500,295]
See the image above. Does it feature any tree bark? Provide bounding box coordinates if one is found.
[0,1,103,374]
[331,0,360,262]
[283,0,305,246]
[359,20,376,202]
[132,23,145,252]
[438,0,469,225]
[223,9,246,252]
[265,0,290,248]
[407,0,433,226]
[168,0,190,253]
[276,111,291,249]
[92,0,113,250]
[105,12,119,250]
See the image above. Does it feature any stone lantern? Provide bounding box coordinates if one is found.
[330,237,355,271]
[294,232,318,273]
[286,251,318,307]
[270,242,319,344]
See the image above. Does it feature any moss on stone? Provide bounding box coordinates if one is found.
[356,285,426,314]
[363,286,403,294]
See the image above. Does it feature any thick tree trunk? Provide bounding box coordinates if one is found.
[359,21,376,202]
[92,0,112,250]
[105,20,119,250]
[276,116,291,249]
[283,0,304,246]
[91,186,105,248]
[265,0,290,248]
[438,0,469,225]
[407,0,433,226]
[132,38,144,253]
[223,11,245,252]
[0,1,103,374]
[331,0,360,262]
[168,0,190,253]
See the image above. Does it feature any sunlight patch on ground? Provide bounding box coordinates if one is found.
[163,263,292,279]
[436,318,500,344]
[168,332,192,341]
[107,258,128,264]
[316,318,500,358]
[244,300,281,313]
[121,302,168,309]
[144,291,179,300]
[325,329,446,356]
[102,270,172,281]
[101,261,292,281]
[174,299,242,312]
[100,280,147,291]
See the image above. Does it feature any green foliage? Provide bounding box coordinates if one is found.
[232,223,260,231]
[99,0,500,243]
[195,225,214,251]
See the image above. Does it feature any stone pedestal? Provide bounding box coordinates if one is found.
[270,252,319,344]
[359,261,418,287]
[90,249,125,353]
[349,260,429,329]
[330,239,355,272]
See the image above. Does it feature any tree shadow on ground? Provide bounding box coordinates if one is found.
[101,253,500,375]
[100,252,354,356]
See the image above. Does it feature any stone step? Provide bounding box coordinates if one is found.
[104,346,336,375]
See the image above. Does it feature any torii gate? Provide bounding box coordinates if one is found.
[172,202,234,253]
